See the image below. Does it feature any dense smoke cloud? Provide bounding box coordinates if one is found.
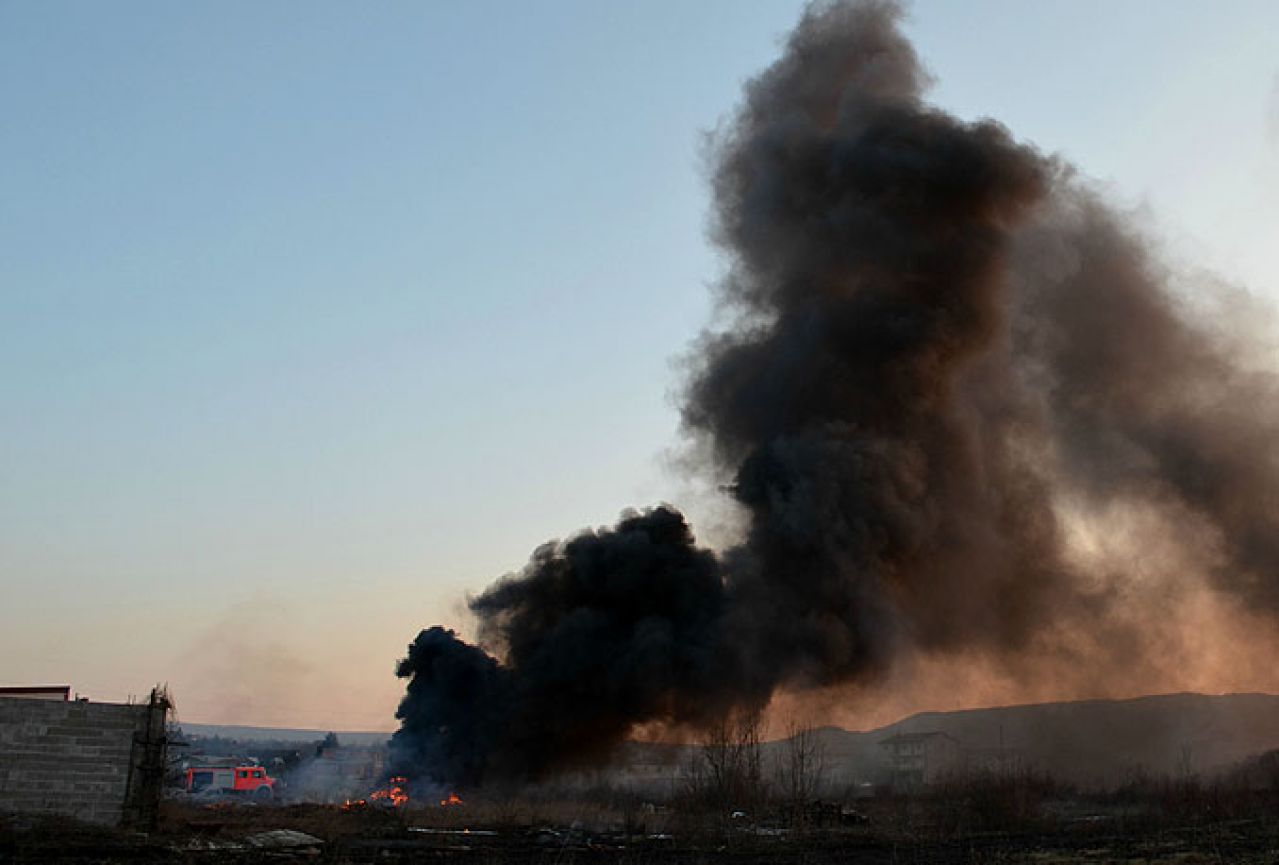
[394,508,730,782]
[392,0,1279,785]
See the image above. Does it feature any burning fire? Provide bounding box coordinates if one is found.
[343,776,409,810]
[440,792,463,807]
[371,776,410,807]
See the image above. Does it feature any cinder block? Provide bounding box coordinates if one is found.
[0,696,164,828]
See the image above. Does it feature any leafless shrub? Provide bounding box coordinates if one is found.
[775,717,826,829]
[928,768,1068,835]
[681,706,766,819]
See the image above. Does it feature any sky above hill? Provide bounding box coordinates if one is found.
[3,1,1277,730]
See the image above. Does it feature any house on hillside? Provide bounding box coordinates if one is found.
[880,731,960,789]
[966,744,1023,777]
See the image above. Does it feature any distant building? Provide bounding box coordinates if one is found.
[966,745,1023,777]
[611,757,685,797]
[880,731,961,789]
[287,745,387,802]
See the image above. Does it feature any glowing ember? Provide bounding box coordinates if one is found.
[439,792,463,807]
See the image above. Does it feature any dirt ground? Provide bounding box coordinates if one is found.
[5,797,1279,864]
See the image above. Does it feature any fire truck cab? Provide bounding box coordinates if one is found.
[185,765,276,798]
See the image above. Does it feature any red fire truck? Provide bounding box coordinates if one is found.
[184,765,276,798]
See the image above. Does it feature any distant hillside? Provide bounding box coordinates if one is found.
[177,722,390,747]
[774,692,1279,787]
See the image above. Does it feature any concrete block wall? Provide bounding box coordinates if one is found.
[0,696,165,826]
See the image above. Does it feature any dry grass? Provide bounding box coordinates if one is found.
[8,777,1279,863]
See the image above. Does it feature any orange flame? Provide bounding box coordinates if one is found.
[439,792,463,807]
[344,776,410,809]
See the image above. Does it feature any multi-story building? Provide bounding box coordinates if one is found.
[879,731,961,789]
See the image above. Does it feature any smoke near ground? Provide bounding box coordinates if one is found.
[393,509,730,784]
[392,0,1279,786]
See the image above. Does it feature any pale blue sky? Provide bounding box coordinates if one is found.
[2,1,1276,728]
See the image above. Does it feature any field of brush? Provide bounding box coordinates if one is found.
[7,778,1279,864]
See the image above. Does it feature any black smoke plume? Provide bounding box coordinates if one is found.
[393,508,729,783]
[392,0,1279,785]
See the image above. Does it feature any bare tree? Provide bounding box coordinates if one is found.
[692,706,765,815]
[777,717,826,825]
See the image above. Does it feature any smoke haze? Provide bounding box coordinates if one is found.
[392,0,1279,785]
